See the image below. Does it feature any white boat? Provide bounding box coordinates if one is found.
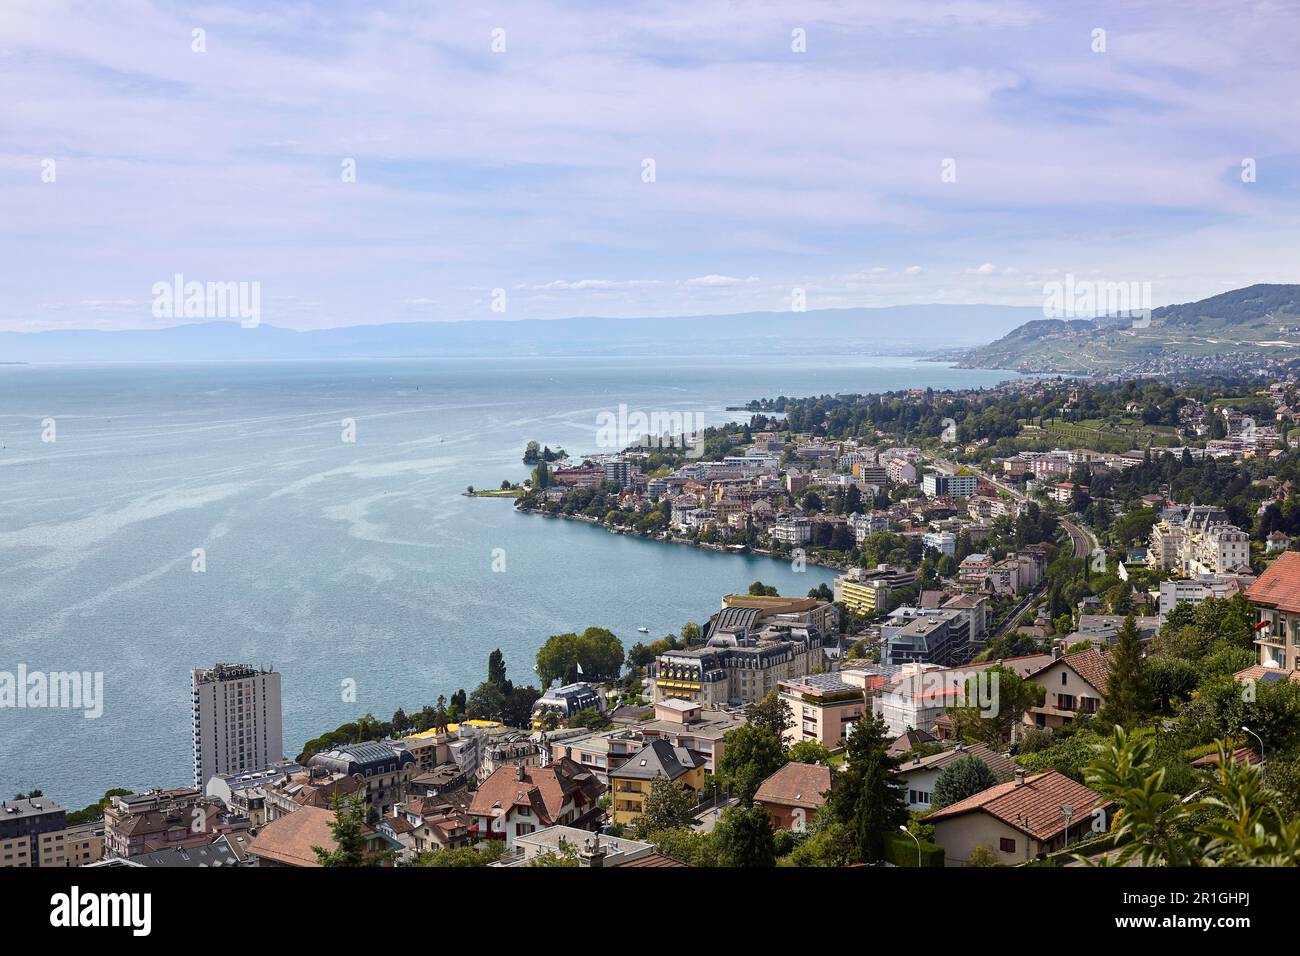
[637,626,650,633]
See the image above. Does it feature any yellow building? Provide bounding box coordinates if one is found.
[837,577,891,616]
[608,739,706,827]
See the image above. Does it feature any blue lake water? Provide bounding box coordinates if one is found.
[0,355,1015,806]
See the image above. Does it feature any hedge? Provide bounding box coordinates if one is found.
[882,832,945,867]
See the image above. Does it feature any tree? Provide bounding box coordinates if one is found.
[748,581,779,596]
[713,805,776,867]
[744,691,793,738]
[931,755,998,809]
[1099,614,1147,729]
[788,740,833,765]
[1142,656,1199,714]
[1084,726,1300,867]
[313,795,394,867]
[950,666,1043,746]
[502,686,542,727]
[826,715,908,864]
[409,843,504,867]
[535,627,624,687]
[487,648,510,690]
[466,682,507,721]
[633,778,697,838]
[718,724,787,805]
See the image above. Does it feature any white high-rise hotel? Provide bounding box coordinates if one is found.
[191,663,284,790]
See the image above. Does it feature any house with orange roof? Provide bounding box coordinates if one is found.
[248,805,394,868]
[1247,550,1300,673]
[468,758,605,847]
[927,769,1111,866]
[1024,647,1111,729]
[753,762,832,832]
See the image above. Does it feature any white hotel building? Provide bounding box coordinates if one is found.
[191,663,284,790]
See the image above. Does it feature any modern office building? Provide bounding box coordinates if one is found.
[922,473,978,498]
[191,663,283,791]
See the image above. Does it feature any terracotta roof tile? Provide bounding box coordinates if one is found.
[926,770,1110,842]
[469,758,604,827]
[1247,550,1300,613]
[753,762,832,810]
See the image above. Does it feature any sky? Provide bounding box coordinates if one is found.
[2,0,1299,332]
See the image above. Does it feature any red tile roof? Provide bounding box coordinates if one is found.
[1247,550,1300,613]
[469,758,604,827]
[1030,647,1112,695]
[753,762,832,811]
[926,770,1110,842]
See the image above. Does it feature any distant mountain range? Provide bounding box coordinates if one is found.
[958,284,1300,374]
[0,305,1039,364]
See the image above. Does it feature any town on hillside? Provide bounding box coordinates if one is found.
[12,374,1300,872]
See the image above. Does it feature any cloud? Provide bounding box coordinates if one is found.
[1,0,1299,329]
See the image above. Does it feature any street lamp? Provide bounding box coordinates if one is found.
[1059,804,1074,848]
[1241,725,1265,769]
[899,825,921,867]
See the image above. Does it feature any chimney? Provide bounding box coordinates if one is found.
[579,833,607,868]
[1014,769,1027,787]
[1052,643,1064,660]
[515,764,525,782]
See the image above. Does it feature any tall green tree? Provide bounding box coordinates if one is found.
[744,691,793,739]
[718,724,787,805]
[1099,614,1148,729]
[949,665,1043,746]
[713,805,776,867]
[826,715,907,864]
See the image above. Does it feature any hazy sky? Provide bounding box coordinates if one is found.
[3,0,1299,331]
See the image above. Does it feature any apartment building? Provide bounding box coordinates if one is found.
[305,740,416,816]
[103,788,227,859]
[834,565,917,615]
[779,673,867,748]
[882,609,974,667]
[191,663,283,791]
[0,797,103,868]
[608,739,706,827]
[635,699,747,774]
[922,530,956,557]
[652,620,824,707]
[530,682,604,729]
[922,473,978,498]
[772,515,813,545]
[1158,573,1254,625]
[847,510,891,543]
[1248,550,1300,672]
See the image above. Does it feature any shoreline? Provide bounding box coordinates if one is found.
[503,500,849,573]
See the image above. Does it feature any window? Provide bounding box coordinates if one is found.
[1061,671,1068,686]
[999,837,1016,853]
